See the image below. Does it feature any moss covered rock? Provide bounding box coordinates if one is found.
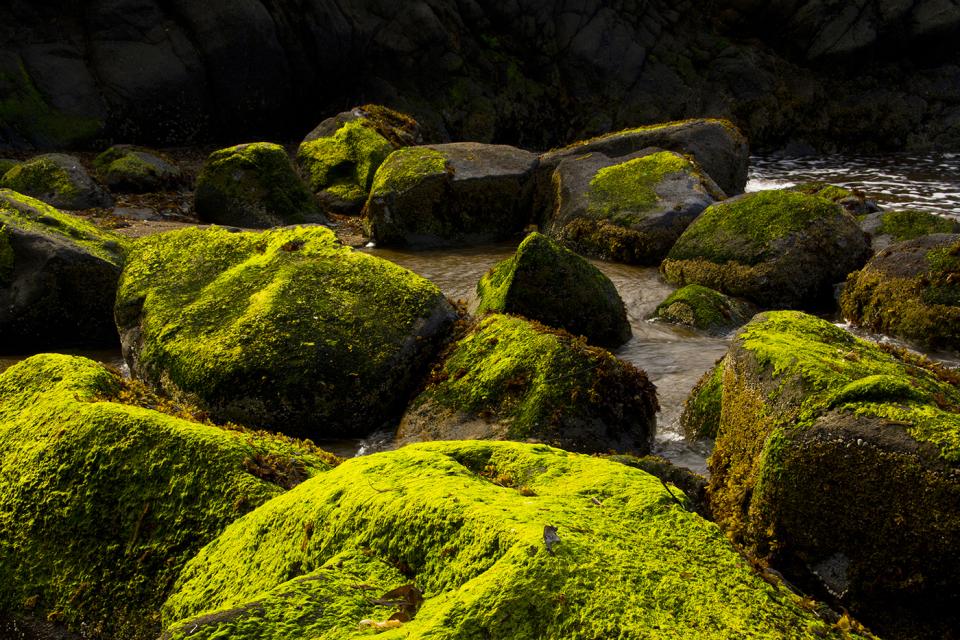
[654,285,756,334]
[840,233,960,351]
[0,353,336,639]
[547,149,723,264]
[789,182,879,216]
[702,311,960,638]
[0,189,129,351]
[661,190,871,309]
[476,232,630,347]
[0,159,18,176]
[860,209,960,251]
[0,153,113,210]
[161,440,862,640]
[302,104,423,148]
[397,314,656,454]
[364,142,538,248]
[94,145,183,193]
[194,143,326,228]
[679,358,726,440]
[116,225,456,438]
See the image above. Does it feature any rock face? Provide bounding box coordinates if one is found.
[194,143,326,228]
[476,232,630,347]
[0,354,336,640]
[654,285,756,334]
[94,145,183,193]
[546,149,724,265]
[661,190,871,309]
[365,142,538,248]
[0,189,129,351]
[0,154,113,210]
[689,311,960,639]
[160,440,861,640]
[841,234,960,351]
[115,226,456,438]
[397,314,656,454]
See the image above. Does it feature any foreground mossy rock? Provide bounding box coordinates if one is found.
[397,314,656,454]
[0,354,336,640]
[0,153,113,210]
[654,285,756,334]
[0,189,129,351]
[697,311,960,639]
[680,359,726,441]
[161,441,862,640]
[476,232,630,347]
[547,149,724,264]
[790,182,879,216]
[298,105,422,215]
[364,143,538,248]
[116,226,456,437]
[841,234,960,351]
[859,209,960,251]
[94,145,183,193]
[194,143,326,228]
[661,190,871,309]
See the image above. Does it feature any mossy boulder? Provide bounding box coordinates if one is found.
[397,314,656,454]
[790,182,879,216]
[115,225,456,438]
[0,153,113,210]
[161,440,863,640]
[840,234,960,351]
[661,190,871,309]
[699,311,960,638]
[194,143,326,228]
[302,104,423,148]
[0,189,129,351]
[679,358,726,440]
[0,159,18,176]
[547,149,724,264]
[94,145,183,193]
[476,232,630,347]
[859,209,960,251]
[364,142,538,248]
[654,285,757,334]
[0,353,336,639]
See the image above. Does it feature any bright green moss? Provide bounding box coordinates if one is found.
[654,284,754,333]
[790,182,856,203]
[681,358,726,440]
[368,147,448,197]
[297,120,393,201]
[116,225,452,437]
[878,210,959,241]
[1,156,82,203]
[162,441,860,639]
[0,224,12,282]
[587,151,689,219]
[0,354,336,639]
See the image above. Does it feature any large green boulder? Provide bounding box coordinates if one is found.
[194,143,326,228]
[161,441,862,640]
[661,190,871,309]
[0,354,336,640]
[653,285,756,334]
[364,143,539,248]
[94,145,183,193]
[397,314,656,454]
[115,226,456,438]
[547,149,724,264]
[841,233,960,351]
[0,153,113,210]
[476,232,630,347]
[693,311,960,639]
[0,189,129,351]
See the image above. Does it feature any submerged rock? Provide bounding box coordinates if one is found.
[94,145,183,193]
[476,232,630,347]
[364,142,538,248]
[115,226,456,438]
[661,190,871,309]
[161,440,861,640]
[0,189,128,351]
[0,153,113,210]
[0,354,336,640]
[694,311,960,639]
[841,233,960,351]
[397,314,655,454]
[547,149,723,265]
[194,143,326,228]
[654,285,756,334]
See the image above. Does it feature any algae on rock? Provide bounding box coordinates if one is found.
[654,284,756,334]
[94,145,183,193]
[0,153,113,210]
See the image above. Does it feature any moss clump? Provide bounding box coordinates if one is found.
[790,181,857,202]
[368,146,448,197]
[0,354,336,640]
[654,284,755,333]
[116,225,455,438]
[840,234,960,351]
[476,232,630,347]
[399,314,656,454]
[94,145,182,193]
[0,159,19,177]
[680,357,726,440]
[1,154,113,210]
[587,151,690,218]
[162,441,862,640]
[707,311,960,637]
[661,190,871,309]
[877,209,960,241]
[194,143,325,228]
